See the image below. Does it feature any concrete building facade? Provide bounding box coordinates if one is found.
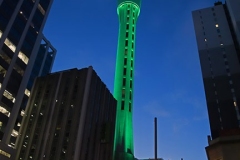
[192,0,240,159]
[16,67,116,160]
[0,0,55,159]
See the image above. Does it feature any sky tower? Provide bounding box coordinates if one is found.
[114,0,141,159]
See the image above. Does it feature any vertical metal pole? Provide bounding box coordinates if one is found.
[154,117,157,160]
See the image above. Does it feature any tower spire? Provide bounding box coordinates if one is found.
[113,0,141,160]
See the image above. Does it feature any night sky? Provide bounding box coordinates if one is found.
[43,0,216,159]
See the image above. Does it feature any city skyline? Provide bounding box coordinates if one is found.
[43,0,217,159]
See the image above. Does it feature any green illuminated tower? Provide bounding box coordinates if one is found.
[114,0,141,160]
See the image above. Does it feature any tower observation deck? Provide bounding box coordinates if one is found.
[114,0,141,160]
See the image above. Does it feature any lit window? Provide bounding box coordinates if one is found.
[18,51,29,64]
[0,106,10,117]
[21,110,25,116]
[25,89,31,97]
[11,129,19,137]
[37,4,45,15]
[0,30,2,38]
[204,38,207,42]
[215,24,219,27]
[4,38,16,52]
[0,149,11,158]
[234,101,237,107]
[3,90,15,103]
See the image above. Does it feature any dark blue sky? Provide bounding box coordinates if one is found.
[43,0,216,159]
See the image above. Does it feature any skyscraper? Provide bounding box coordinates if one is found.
[16,66,116,160]
[192,0,240,159]
[113,0,141,159]
[0,0,55,159]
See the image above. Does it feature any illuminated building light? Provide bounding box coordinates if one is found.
[4,38,16,53]
[38,4,45,15]
[0,149,11,158]
[18,51,29,64]
[0,106,10,117]
[21,110,26,116]
[3,90,16,103]
[25,89,31,97]
[11,129,19,137]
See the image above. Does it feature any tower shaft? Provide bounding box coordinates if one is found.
[114,1,140,160]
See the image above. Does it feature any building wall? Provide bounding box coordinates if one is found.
[206,135,240,160]
[16,67,116,160]
[0,0,55,159]
[226,0,240,46]
[192,2,240,140]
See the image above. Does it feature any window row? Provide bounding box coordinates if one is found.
[126,24,135,32]
[122,78,133,88]
[124,58,134,68]
[121,101,132,112]
[126,32,135,40]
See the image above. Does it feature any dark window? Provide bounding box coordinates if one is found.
[126,32,129,37]
[130,80,132,88]
[123,78,126,86]
[121,101,124,110]
[123,68,127,75]
[125,40,128,46]
[126,24,129,30]
[129,103,131,112]
[122,89,125,98]
[124,58,127,65]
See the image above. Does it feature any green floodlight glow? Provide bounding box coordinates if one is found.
[113,0,141,160]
